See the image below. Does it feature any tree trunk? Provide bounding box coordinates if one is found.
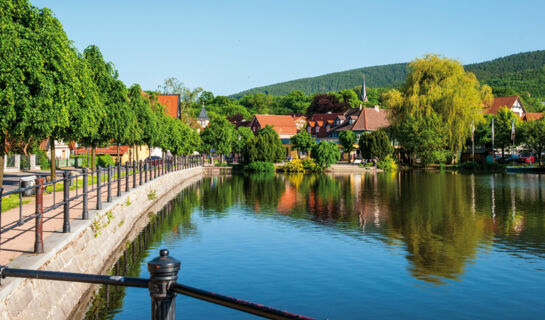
[91,147,96,170]
[117,143,120,164]
[50,138,56,180]
[135,144,139,162]
[502,147,505,158]
[0,153,4,187]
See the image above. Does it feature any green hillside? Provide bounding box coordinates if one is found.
[231,50,545,98]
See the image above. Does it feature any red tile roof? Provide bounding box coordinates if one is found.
[253,115,297,135]
[523,112,544,121]
[307,113,343,122]
[75,145,131,156]
[485,96,520,115]
[354,107,390,131]
[157,95,179,119]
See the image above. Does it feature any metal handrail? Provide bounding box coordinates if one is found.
[0,248,315,320]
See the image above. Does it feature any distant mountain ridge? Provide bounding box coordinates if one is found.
[230,50,545,98]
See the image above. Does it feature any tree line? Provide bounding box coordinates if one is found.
[0,0,199,184]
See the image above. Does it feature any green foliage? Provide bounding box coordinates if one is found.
[522,118,545,165]
[200,117,235,157]
[242,161,275,173]
[277,90,311,114]
[233,126,254,155]
[97,155,114,168]
[290,130,316,156]
[494,107,523,154]
[310,141,340,169]
[338,130,356,155]
[377,155,398,171]
[147,189,157,200]
[359,130,393,160]
[243,126,286,163]
[281,158,319,172]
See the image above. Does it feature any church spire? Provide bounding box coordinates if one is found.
[360,76,368,102]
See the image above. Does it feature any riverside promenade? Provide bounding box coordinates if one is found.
[0,159,201,265]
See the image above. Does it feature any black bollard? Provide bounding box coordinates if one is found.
[63,172,71,233]
[148,249,180,320]
[82,168,88,220]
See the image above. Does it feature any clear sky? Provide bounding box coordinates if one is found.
[33,0,545,96]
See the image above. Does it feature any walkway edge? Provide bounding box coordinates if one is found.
[0,167,204,320]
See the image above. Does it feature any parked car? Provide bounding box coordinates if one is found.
[498,155,519,164]
[145,156,162,165]
[518,153,535,164]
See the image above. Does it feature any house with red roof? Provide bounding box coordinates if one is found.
[250,115,298,139]
[484,96,526,117]
[306,112,343,139]
[157,94,181,119]
[521,112,544,121]
[328,106,390,140]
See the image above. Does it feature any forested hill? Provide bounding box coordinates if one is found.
[230,50,545,98]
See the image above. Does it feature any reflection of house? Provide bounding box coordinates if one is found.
[75,145,149,164]
[484,96,526,117]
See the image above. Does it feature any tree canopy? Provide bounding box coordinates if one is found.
[289,130,316,158]
[243,126,285,163]
[311,141,340,169]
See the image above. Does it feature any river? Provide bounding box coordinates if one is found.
[85,171,545,319]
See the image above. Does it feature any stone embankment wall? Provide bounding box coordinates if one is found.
[0,167,204,320]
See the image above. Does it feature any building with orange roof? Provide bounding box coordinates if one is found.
[75,145,149,164]
[484,96,525,117]
[250,115,298,139]
[157,94,181,119]
[521,112,544,121]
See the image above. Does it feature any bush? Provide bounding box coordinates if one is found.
[377,155,398,171]
[282,159,304,172]
[243,161,275,173]
[301,158,318,171]
[311,142,340,169]
[97,154,115,168]
[359,130,393,160]
[37,151,50,170]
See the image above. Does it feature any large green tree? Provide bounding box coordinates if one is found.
[200,117,235,162]
[128,84,156,161]
[0,0,86,182]
[397,113,448,165]
[384,55,493,163]
[359,130,394,160]
[494,107,522,157]
[289,130,316,159]
[522,118,545,165]
[277,90,311,114]
[338,131,356,162]
[311,141,340,169]
[243,126,285,163]
[233,126,254,159]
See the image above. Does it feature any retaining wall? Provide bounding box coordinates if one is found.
[0,167,204,320]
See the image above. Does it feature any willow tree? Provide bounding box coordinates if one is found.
[384,55,493,163]
[0,0,85,181]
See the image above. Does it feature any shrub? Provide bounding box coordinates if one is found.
[311,142,340,169]
[282,159,304,172]
[97,154,115,168]
[243,161,275,173]
[359,129,393,160]
[37,151,50,170]
[301,158,318,171]
[377,155,398,171]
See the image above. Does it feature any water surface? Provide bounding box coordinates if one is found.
[86,172,545,319]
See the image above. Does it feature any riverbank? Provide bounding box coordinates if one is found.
[0,167,204,320]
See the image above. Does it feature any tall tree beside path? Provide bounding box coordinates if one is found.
[522,118,545,165]
[384,55,493,163]
[290,130,316,159]
[0,0,86,182]
[338,131,356,162]
[129,84,157,161]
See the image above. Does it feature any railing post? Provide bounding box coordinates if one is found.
[140,160,143,185]
[107,164,112,202]
[0,187,3,247]
[117,162,122,197]
[63,171,71,233]
[125,162,130,192]
[145,162,148,183]
[97,167,103,210]
[82,168,89,220]
[154,161,157,179]
[148,249,180,320]
[34,178,44,253]
[133,161,137,189]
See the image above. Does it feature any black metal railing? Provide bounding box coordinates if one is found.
[0,249,315,320]
[0,155,204,254]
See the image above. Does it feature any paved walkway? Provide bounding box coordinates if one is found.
[0,167,166,265]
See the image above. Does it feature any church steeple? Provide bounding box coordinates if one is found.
[198,102,209,128]
[360,77,368,102]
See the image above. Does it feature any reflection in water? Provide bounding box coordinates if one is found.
[198,172,545,284]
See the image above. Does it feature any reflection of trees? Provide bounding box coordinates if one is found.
[385,172,492,284]
[200,176,243,214]
[242,173,285,212]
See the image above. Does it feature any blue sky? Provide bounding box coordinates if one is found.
[33,0,545,95]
